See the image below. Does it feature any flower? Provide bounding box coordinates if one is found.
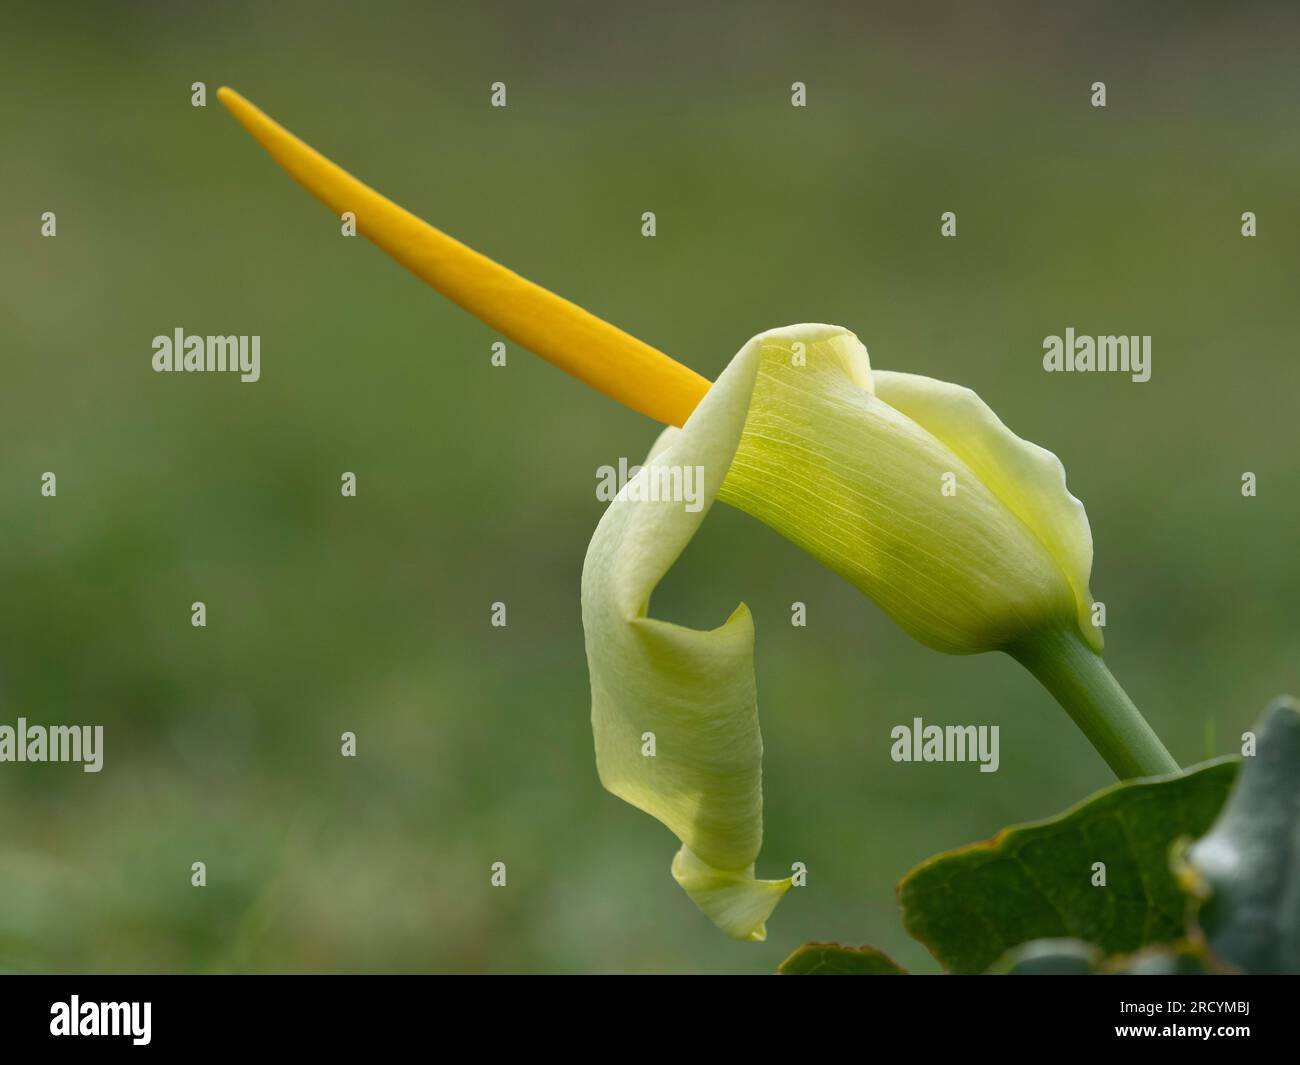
[219,89,1177,937]
[582,324,1099,936]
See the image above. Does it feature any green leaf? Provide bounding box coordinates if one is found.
[899,759,1238,973]
[1178,698,1300,974]
[778,942,907,975]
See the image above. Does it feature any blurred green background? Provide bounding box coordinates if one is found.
[2,0,1297,973]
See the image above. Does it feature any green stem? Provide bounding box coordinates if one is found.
[1007,626,1178,780]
